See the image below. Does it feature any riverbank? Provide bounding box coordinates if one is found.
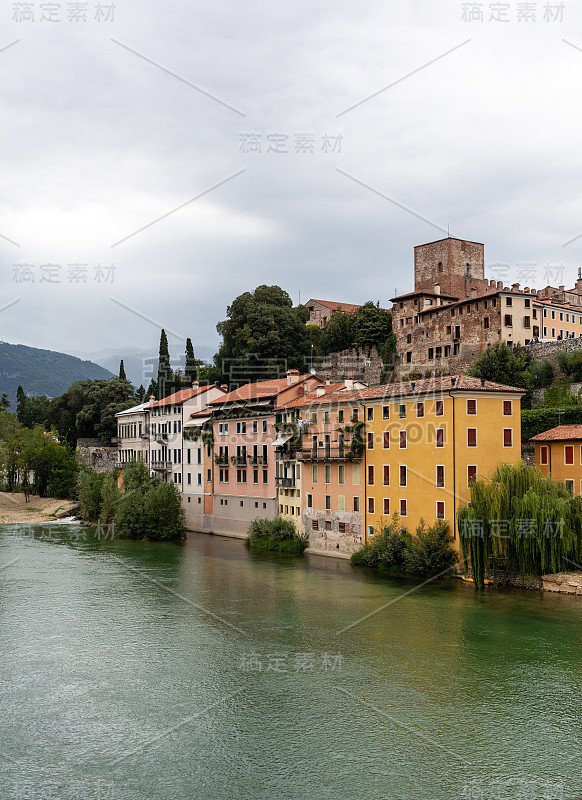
[0,491,79,524]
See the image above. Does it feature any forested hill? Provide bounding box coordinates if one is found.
[0,342,114,405]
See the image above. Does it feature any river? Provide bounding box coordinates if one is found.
[1,524,581,800]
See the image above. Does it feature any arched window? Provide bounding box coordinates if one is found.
[438,262,443,273]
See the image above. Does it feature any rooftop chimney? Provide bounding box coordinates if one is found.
[480,378,485,388]
[511,283,520,292]
[148,395,156,403]
[559,285,565,291]
[411,381,415,391]
[451,377,456,387]
[470,287,477,299]
[523,287,529,294]
[345,379,354,391]
[433,284,441,295]
[286,369,300,386]
[191,380,199,389]
[325,376,331,385]
[497,281,503,290]
[220,384,228,392]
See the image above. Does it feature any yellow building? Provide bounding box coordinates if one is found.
[531,425,582,496]
[361,375,524,552]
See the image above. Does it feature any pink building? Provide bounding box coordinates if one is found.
[199,371,322,536]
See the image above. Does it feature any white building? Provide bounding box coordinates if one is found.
[115,402,151,467]
[147,381,226,506]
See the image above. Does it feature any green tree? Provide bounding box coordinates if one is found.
[49,378,137,447]
[214,285,310,381]
[351,515,411,571]
[118,360,127,381]
[320,310,356,355]
[0,393,10,411]
[353,301,393,349]
[404,519,457,577]
[16,385,26,424]
[469,343,532,389]
[458,462,582,589]
[113,461,185,541]
[184,338,199,385]
[145,379,158,400]
[530,359,554,388]
[157,329,174,399]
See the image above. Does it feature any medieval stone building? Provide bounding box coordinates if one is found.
[392,237,582,378]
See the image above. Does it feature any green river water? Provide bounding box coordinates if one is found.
[0,523,581,800]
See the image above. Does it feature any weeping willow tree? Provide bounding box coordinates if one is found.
[457,462,582,589]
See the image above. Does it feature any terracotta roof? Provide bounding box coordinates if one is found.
[417,288,528,315]
[278,375,524,409]
[277,382,351,409]
[208,375,319,406]
[306,299,363,314]
[390,290,459,302]
[148,385,218,408]
[190,409,213,418]
[530,425,582,442]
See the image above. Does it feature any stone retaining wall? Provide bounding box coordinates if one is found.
[315,346,383,386]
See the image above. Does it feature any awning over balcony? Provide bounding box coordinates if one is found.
[184,416,210,428]
[271,434,292,447]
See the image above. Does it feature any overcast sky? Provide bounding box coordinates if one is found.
[2,0,582,379]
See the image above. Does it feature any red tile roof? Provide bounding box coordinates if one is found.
[208,375,319,405]
[306,299,363,314]
[148,385,219,408]
[390,290,459,302]
[279,375,525,409]
[530,425,582,442]
[278,382,358,409]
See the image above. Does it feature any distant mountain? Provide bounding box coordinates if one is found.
[0,342,114,406]
[74,345,216,388]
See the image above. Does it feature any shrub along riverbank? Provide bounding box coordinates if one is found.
[78,461,185,542]
[351,516,457,577]
[246,518,309,553]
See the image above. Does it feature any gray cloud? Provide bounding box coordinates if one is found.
[1,0,581,370]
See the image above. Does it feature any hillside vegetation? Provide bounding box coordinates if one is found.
[0,342,113,405]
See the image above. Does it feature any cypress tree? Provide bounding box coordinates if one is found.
[16,385,26,424]
[146,379,158,400]
[157,329,172,399]
[118,360,127,381]
[184,338,197,385]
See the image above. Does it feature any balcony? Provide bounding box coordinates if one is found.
[297,447,359,462]
[151,460,172,472]
[248,456,268,466]
[155,432,168,444]
[111,437,120,445]
[214,455,229,466]
[233,456,248,466]
[276,476,296,488]
[275,449,296,461]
